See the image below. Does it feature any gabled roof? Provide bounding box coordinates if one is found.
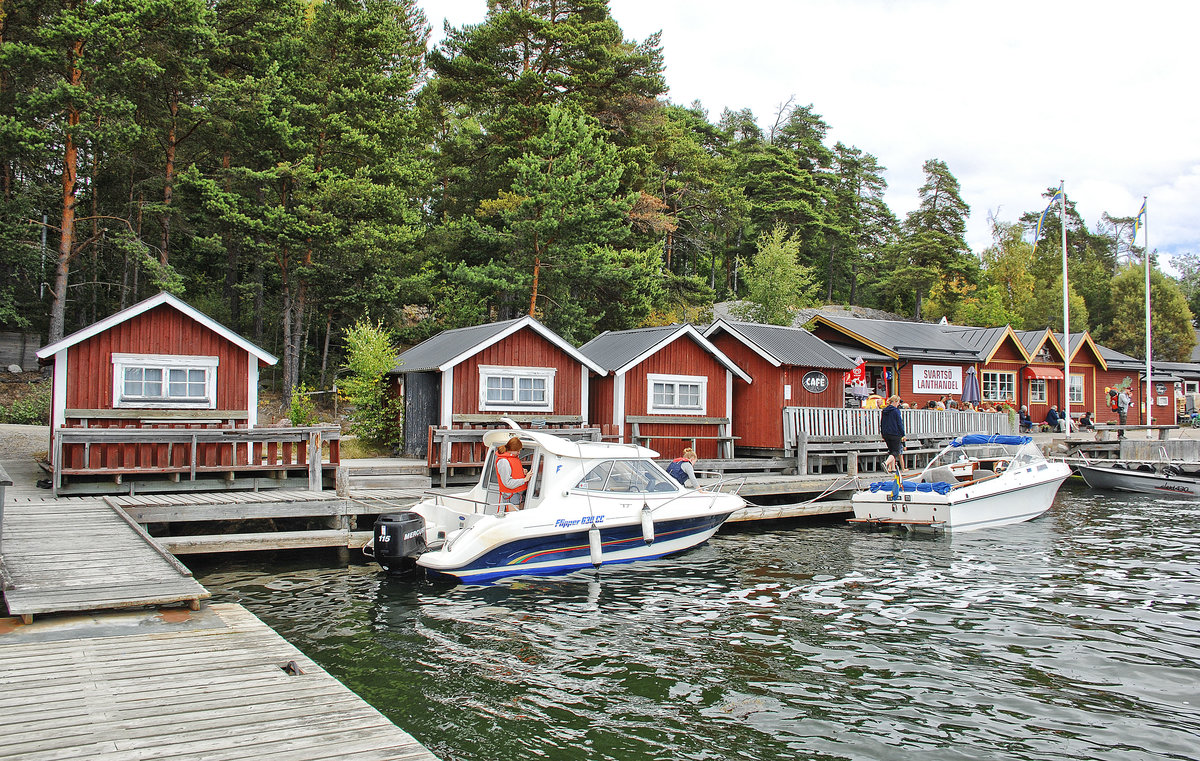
[703,319,855,370]
[941,325,1031,363]
[1015,329,1068,363]
[1050,332,1108,371]
[579,324,752,382]
[809,314,982,362]
[37,291,277,364]
[392,316,604,375]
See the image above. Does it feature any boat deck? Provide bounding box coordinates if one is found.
[0,603,439,761]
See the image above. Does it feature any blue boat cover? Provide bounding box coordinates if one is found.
[951,434,1031,447]
[867,480,953,496]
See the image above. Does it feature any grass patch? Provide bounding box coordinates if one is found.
[339,436,394,460]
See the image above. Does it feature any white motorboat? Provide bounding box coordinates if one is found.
[363,424,746,583]
[849,434,1071,531]
[1076,460,1200,497]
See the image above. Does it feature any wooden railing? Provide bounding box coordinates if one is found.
[783,407,1014,448]
[0,461,11,554]
[428,425,602,487]
[52,425,340,496]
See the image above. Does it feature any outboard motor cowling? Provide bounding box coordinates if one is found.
[373,512,427,572]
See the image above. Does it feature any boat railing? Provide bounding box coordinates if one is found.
[694,470,747,496]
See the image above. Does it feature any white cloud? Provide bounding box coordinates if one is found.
[418,0,1200,259]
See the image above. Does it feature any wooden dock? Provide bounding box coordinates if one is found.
[0,497,208,623]
[0,603,439,761]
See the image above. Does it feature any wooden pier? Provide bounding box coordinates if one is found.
[0,497,208,624]
[0,603,439,761]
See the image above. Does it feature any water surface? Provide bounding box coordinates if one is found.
[195,483,1200,761]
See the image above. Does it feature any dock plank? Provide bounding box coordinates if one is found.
[0,604,438,761]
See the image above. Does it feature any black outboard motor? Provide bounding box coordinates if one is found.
[372,512,427,573]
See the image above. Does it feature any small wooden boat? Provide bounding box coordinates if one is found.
[1075,460,1200,497]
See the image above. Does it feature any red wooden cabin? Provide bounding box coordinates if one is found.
[390,316,605,466]
[35,293,328,494]
[704,319,855,453]
[579,324,751,459]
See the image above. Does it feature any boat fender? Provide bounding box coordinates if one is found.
[641,505,655,545]
[588,525,603,567]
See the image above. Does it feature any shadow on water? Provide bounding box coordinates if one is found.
[195,482,1200,761]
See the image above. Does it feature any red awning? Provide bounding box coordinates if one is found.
[1023,366,1065,380]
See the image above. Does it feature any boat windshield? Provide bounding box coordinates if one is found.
[926,440,1045,473]
[574,459,679,494]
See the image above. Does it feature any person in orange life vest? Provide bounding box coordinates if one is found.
[496,437,532,510]
[665,447,699,488]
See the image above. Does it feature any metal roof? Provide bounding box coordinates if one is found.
[941,325,1009,356]
[1096,344,1143,369]
[392,316,604,375]
[705,320,855,369]
[815,314,983,361]
[578,324,751,381]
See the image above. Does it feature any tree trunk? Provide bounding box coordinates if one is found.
[160,94,178,266]
[48,38,84,345]
[319,311,332,388]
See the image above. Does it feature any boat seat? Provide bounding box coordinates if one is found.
[972,469,994,480]
[922,465,960,484]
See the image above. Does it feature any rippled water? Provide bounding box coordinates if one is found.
[193,482,1200,761]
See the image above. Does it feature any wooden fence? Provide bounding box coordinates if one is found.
[52,425,341,496]
[783,406,1015,448]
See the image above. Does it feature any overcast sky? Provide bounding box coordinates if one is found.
[418,0,1199,265]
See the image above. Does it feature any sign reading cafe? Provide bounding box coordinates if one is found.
[912,364,962,395]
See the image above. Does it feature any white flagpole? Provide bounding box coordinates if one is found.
[1143,196,1152,428]
[1060,182,1070,430]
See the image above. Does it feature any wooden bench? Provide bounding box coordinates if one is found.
[1094,424,1178,441]
[626,415,736,458]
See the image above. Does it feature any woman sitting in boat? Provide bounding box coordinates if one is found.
[666,447,699,488]
[496,437,533,510]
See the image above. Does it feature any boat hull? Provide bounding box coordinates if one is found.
[851,464,1071,531]
[416,510,733,583]
[1076,463,1200,497]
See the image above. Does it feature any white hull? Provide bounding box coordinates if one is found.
[851,435,1071,532]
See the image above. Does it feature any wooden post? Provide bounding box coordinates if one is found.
[847,451,859,477]
[440,431,450,488]
[796,431,808,476]
[308,430,322,492]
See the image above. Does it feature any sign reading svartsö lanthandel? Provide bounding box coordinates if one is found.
[911,364,962,395]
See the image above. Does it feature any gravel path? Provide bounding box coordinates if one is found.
[0,424,49,460]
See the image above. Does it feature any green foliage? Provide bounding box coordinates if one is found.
[1107,266,1195,361]
[341,319,403,449]
[1023,274,1089,333]
[0,383,52,425]
[732,224,817,325]
[288,382,318,427]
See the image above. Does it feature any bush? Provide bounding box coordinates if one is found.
[288,381,319,427]
[1,383,51,425]
[341,319,403,449]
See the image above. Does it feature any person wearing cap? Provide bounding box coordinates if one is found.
[496,437,532,510]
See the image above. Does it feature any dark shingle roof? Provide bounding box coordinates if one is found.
[707,320,855,369]
[816,314,982,361]
[392,316,604,374]
[942,326,1010,356]
[579,324,750,380]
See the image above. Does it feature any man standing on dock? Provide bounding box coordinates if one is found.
[1117,388,1132,426]
[880,395,906,472]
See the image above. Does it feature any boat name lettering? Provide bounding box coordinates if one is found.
[555,515,606,529]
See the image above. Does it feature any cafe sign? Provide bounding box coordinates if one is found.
[912,364,962,395]
[801,371,829,394]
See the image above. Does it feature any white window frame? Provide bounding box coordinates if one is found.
[1069,374,1084,404]
[1029,378,1047,403]
[112,353,219,409]
[982,371,1014,402]
[478,365,555,412]
[647,373,707,415]
[1186,381,1199,395]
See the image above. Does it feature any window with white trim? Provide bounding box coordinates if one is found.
[1029,379,1046,403]
[647,373,707,415]
[1069,374,1084,404]
[112,353,218,409]
[982,371,1014,402]
[478,365,555,411]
